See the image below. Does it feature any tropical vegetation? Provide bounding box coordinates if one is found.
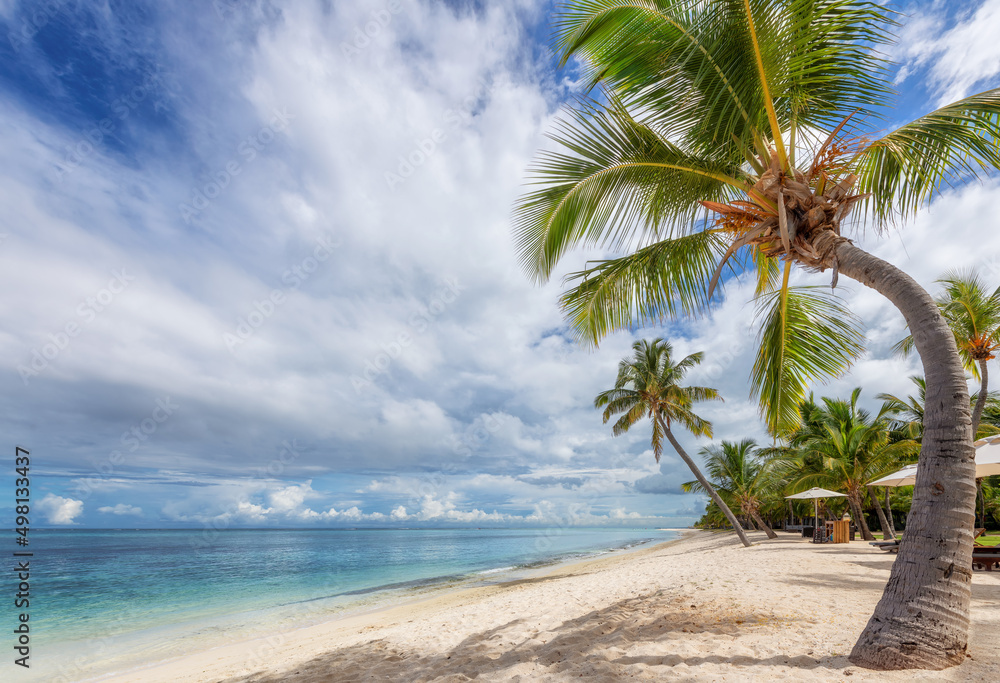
[515,0,1000,670]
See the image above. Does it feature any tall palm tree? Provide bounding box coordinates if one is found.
[785,389,919,541]
[895,271,1000,434]
[595,338,751,547]
[514,1,1000,668]
[683,438,778,538]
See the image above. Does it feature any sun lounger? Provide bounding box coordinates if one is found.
[973,528,987,547]
[869,539,900,553]
[972,546,1000,572]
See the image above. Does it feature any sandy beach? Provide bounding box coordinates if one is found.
[96,530,1000,683]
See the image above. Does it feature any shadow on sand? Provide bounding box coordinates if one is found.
[227,587,843,683]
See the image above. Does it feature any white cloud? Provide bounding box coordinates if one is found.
[97,503,143,516]
[37,493,84,525]
[4,1,1000,529]
[894,0,1000,104]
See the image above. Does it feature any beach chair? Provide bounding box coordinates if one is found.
[869,539,900,553]
[972,546,1000,572]
[973,528,987,547]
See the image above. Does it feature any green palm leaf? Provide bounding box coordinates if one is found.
[559,230,729,344]
[854,90,1000,223]
[751,286,865,435]
[514,100,746,282]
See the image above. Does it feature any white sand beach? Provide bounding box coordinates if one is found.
[98,530,1000,683]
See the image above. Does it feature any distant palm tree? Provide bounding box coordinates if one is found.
[785,389,919,541]
[877,376,926,440]
[516,1,1000,668]
[683,439,778,538]
[595,338,750,547]
[896,271,1000,434]
[880,376,1000,441]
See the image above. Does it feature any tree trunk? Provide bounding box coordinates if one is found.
[976,479,985,529]
[869,487,893,541]
[848,492,875,541]
[972,360,988,528]
[660,420,752,548]
[749,508,778,539]
[822,237,976,671]
[972,359,988,436]
[884,488,896,537]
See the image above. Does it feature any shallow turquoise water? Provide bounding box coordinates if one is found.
[25,527,679,681]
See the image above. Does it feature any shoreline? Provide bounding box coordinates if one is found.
[93,530,998,682]
[75,531,685,683]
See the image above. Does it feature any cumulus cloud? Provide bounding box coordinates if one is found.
[37,494,84,525]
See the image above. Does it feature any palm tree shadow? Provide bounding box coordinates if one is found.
[228,589,844,683]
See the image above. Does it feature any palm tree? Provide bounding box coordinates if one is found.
[683,438,778,538]
[785,389,919,541]
[895,271,1000,434]
[595,338,751,547]
[877,376,926,440]
[514,1,999,668]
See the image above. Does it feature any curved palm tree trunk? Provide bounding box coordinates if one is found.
[659,419,752,548]
[869,487,893,541]
[884,488,896,537]
[970,356,988,529]
[972,359,988,436]
[977,479,986,529]
[749,508,777,539]
[848,492,875,541]
[823,237,976,670]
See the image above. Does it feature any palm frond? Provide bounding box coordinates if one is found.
[559,230,728,344]
[750,286,866,435]
[854,89,1000,222]
[514,100,746,282]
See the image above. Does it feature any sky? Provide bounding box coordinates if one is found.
[1,0,999,529]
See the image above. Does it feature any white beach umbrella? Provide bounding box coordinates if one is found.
[785,487,848,523]
[972,435,1000,477]
[871,436,1000,488]
[870,464,919,487]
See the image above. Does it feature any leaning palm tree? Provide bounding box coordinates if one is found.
[514,1,999,668]
[596,338,751,547]
[683,438,778,538]
[895,271,1000,434]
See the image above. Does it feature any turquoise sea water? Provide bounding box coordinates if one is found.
[22,527,680,681]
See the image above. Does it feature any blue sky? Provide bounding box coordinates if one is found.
[1,0,999,529]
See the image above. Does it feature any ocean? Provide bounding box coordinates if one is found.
[24,527,680,681]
